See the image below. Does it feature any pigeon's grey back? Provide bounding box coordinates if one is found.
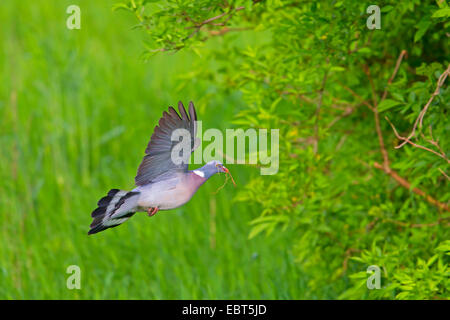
[135,101,198,186]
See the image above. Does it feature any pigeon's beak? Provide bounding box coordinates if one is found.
[216,163,228,173]
[216,164,236,187]
[217,164,228,173]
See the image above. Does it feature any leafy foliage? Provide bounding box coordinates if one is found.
[119,0,449,299]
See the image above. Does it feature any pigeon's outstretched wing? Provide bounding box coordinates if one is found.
[135,101,198,186]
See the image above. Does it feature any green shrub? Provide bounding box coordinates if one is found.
[118,0,449,299]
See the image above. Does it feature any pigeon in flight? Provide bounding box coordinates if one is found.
[88,101,229,235]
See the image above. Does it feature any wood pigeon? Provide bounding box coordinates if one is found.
[88,101,229,235]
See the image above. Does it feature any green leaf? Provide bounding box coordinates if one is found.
[432,8,450,18]
[414,20,431,42]
[248,223,271,239]
[330,66,346,73]
[112,3,131,11]
[378,99,402,112]
[426,254,439,267]
[381,5,394,13]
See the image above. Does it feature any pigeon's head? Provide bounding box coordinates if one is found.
[210,160,236,188]
[194,160,228,179]
[203,160,228,174]
[193,160,235,184]
[212,160,229,174]
[192,160,236,189]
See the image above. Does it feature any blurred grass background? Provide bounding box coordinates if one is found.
[0,0,308,299]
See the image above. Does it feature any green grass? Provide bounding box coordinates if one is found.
[0,0,308,299]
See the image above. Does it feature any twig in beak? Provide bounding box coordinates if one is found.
[223,167,236,187]
[213,167,236,194]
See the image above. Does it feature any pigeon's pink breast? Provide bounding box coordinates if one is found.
[134,172,206,211]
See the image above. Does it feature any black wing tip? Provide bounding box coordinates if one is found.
[108,189,120,196]
[188,101,197,121]
[88,221,123,235]
[177,100,197,122]
[177,101,190,122]
[97,196,111,207]
[91,206,106,217]
[165,101,196,123]
[167,106,182,120]
[88,224,106,235]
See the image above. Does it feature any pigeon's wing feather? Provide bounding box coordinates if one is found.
[135,101,198,186]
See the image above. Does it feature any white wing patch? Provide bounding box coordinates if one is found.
[193,170,205,178]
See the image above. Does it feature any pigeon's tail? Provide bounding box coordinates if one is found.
[88,189,140,235]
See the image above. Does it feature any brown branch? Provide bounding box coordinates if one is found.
[381,217,450,228]
[363,60,401,171]
[186,6,244,28]
[373,107,390,169]
[373,162,449,212]
[185,5,246,39]
[342,248,361,275]
[298,94,315,104]
[276,89,314,105]
[363,64,378,107]
[338,82,374,111]
[208,27,250,36]
[314,72,328,153]
[421,126,447,160]
[363,216,450,233]
[438,168,450,181]
[383,62,449,163]
[365,53,449,213]
[384,116,450,163]
[327,106,354,129]
[385,117,450,163]
[380,50,407,101]
[363,69,390,169]
[395,64,450,149]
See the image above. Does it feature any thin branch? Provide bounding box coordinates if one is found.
[314,72,328,153]
[381,217,450,228]
[367,52,449,212]
[375,51,408,163]
[380,50,407,101]
[185,6,245,39]
[327,106,354,129]
[338,82,374,111]
[363,63,393,170]
[385,117,449,163]
[363,64,378,107]
[373,162,449,212]
[438,168,450,181]
[364,216,450,232]
[396,64,450,149]
[341,248,361,275]
[276,89,314,105]
[421,125,447,159]
[208,27,250,36]
[374,107,390,170]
